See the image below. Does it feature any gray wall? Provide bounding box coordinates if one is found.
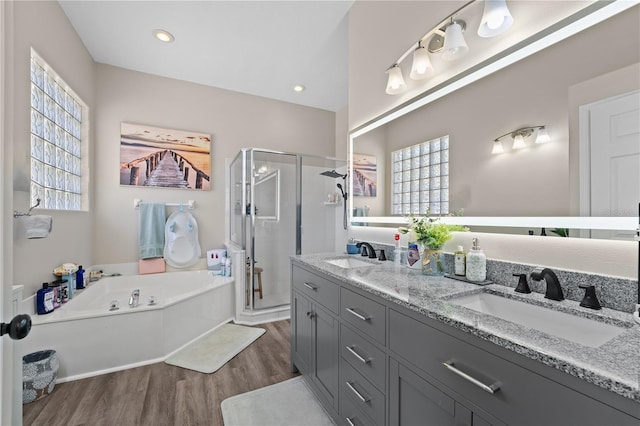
[11,0,95,299]
[9,1,337,299]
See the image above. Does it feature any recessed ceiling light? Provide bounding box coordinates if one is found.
[153,29,175,43]
[293,85,306,93]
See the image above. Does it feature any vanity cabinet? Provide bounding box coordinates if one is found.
[291,268,340,414]
[389,358,496,426]
[290,261,640,426]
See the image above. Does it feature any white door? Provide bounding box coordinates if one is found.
[583,90,640,240]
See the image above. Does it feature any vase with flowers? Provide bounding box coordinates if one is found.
[398,214,468,275]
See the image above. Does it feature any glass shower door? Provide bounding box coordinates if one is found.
[247,150,298,310]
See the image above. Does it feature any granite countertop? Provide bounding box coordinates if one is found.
[292,253,640,403]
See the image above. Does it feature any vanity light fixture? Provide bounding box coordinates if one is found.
[492,125,549,153]
[384,0,515,95]
[491,140,505,154]
[385,64,407,95]
[409,41,433,80]
[442,20,469,61]
[153,29,175,43]
[477,0,514,38]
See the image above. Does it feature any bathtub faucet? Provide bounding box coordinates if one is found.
[129,289,140,308]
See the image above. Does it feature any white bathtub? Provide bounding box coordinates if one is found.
[20,269,235,382]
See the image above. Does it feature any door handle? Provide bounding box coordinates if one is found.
[1,314,32,340]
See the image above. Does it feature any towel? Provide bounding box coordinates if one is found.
[139,203,166,259]
[24,215,52,239]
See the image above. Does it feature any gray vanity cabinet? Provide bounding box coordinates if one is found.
[291,267,340,415]
[291,261,640,426]
[389,358,496,426]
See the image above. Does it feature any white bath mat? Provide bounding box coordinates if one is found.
[221,377,336,426]
[165,323,265,373]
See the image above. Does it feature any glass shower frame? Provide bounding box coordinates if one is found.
[230,148,346,312]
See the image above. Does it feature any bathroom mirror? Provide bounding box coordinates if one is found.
[349,2,639,239]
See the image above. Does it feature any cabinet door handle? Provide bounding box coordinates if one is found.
[345,307,370,321]
[303,282,317,291]
[345,381,370,403]
[442,360,501,394]
[345,417,357,426]
[346,345,371,364]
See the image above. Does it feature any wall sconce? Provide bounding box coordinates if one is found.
[385,0,514,95]
[492,125,550,154]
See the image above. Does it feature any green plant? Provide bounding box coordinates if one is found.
[398,215,469,250]
[551,228,569,237]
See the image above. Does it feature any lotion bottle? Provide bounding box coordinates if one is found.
[465,238,486,282]
[454,246,466,276]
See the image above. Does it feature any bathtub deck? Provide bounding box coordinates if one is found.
[23,320,296,426]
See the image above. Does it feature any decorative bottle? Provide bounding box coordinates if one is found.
[76,265,85,289]
[465,238,486,282]
[454,246,466,276]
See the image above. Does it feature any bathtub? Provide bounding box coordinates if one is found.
[20,269,235,382]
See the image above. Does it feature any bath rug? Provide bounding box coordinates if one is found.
[220,377,336,426]
[165,323,265,373]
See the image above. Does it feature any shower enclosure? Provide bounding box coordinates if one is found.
[229,148,347,311]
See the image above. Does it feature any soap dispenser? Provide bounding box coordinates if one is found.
[466,238,486,282]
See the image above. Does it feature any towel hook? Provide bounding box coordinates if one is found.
[13,198,41,218]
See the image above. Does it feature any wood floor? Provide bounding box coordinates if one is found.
[23,320,298,426]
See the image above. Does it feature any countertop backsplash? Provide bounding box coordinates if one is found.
[352,241,637,313]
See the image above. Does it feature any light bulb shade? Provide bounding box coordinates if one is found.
[512,133,526,149]
[409,45,433,80]
[442,22,468,61]
[478,0,514,38]
[386,65,407,95]
[491,140,504,154]
[535,127,550,143]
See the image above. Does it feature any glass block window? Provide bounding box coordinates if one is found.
[391,135,449,216]
[30,49,87,211]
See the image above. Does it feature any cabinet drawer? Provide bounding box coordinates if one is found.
[389,309,639,426]
[340,287,386,345]
[340,358,385,426]
[340,324,386,391]
[339,388,376,426]
[292,266,339,314]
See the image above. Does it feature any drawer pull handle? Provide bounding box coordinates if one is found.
[346,345,371,364]
[303,282,317,291]
[345,417,357,426]
[346,381,370,403]
[346,307,370,321]
[442,361,500,394]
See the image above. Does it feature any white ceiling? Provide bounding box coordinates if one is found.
[59,0,353,112]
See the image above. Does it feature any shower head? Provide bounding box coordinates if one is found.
[320,170,346,179]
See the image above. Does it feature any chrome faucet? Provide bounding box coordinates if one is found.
[356,241,377,259]
[129,289,140,308]
[530,267,564,301]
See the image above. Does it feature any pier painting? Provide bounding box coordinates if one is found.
[120,123,211,190]
[352,153,377,197]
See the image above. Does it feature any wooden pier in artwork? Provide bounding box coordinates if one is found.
[120,150,210,189]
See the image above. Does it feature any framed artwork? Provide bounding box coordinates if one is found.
[352,153,377,197]
[120,122,211,190]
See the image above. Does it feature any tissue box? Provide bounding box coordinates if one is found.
[139,258,166,275]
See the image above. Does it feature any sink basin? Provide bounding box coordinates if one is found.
[450,292,626,348]
[326,258,375,269]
